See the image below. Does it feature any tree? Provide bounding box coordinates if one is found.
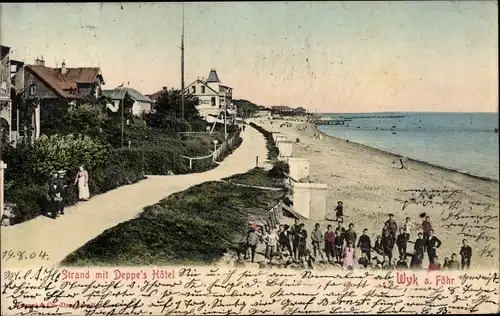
[40,101,108,139]
[144,88,205,131]
[233,99,259,118]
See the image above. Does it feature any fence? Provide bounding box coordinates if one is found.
[178,131,222,137]
[180,131,240,170]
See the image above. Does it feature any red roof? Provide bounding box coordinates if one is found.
[26,65,104,99]
[147,87,168,102]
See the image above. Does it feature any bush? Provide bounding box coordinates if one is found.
[4,148,145,224]
[4,184,48,224]
[24,134,110,184]
[268,160,290,178]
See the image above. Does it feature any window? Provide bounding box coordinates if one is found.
[211,97,216,107]
[29,84,36,96]
[201,86,205,94]
[192,86,196,94]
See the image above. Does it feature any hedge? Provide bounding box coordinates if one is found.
[249,122,279,161]
[3,132,242,224]
[4,148,145,224]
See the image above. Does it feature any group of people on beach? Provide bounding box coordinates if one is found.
[45,166,90,219]
[238,201,473,271]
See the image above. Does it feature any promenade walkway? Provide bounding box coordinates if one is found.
[1,125,269,268]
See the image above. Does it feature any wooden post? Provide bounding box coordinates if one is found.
[256,156,259,167]
[0,161,6,219]
[189,158,193,170]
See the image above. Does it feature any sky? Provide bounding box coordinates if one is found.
[0,2,498,113]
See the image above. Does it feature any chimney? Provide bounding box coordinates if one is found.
[34,56,45,67]
[61,60,68,75]
[202,77,205,82]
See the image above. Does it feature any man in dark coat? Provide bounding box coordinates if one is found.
[396,228,408,257]
[459,239,472,270]
[357,228,372,263]
[384,214,398,241]
[56,170,68,215]
[381,229,395,263]
[426,230,442,263]
[48,173,63,219]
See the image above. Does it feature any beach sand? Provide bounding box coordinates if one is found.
[251,117,499,270]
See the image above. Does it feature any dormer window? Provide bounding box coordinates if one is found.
[29,84,36,96]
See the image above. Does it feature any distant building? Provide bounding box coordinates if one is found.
[102,86,153,116]
[271,105,294,117]
[146,86,168,104]
[184,69,234,118]
[20,58,105,140]
[0,45,12,145]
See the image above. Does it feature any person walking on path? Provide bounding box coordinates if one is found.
[357,228,372,263]
[324,225,336,264]
[311,223,324,261]
[57,170,68,215]
[47,173,62,219]
[426,230,442,263]
[459,239,472,270]
[74,166,90,201]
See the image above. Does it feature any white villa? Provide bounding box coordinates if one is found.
[184,69,234,118]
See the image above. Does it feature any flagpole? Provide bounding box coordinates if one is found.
[180,2,185,120]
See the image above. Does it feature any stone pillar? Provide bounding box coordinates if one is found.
[288,158,310,181]
[277,140,293,160]
[0,161,6,219]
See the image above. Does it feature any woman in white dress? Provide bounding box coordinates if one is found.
[74,166,90,201]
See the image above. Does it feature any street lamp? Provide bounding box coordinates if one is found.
[213,139,218,152]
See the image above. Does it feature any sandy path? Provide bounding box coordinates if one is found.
[1,126,269,268]
[253,118,499,270]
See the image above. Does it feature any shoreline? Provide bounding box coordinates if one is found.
[250,117,499,269]
[313,124,499,184]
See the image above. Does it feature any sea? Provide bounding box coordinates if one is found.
[317,112,499,182]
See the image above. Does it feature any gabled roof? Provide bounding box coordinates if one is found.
[184,79,219,95]
[25,65,104,99]
[206,69,220,83]
[102,87,152,103]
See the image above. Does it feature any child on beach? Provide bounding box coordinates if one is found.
[334,201,344,221]
[334,230,345,263]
